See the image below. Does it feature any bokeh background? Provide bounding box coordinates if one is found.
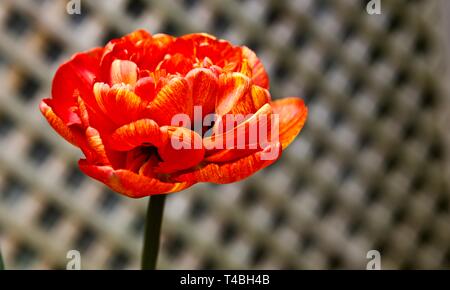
[0,0,449,269]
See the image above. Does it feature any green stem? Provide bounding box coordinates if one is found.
[141,194,166,270]
[0,245,4,270]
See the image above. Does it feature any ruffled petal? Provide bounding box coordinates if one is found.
[250,85,271,110]
[174,142,281,184]
[203,146,259,163]
[39,99,76,145]
[204,103,273,161]
[85,127,110,165]
[110,59,138,85]
[100,30,153,82]
[156,126,205,174]
[79,160,193,198]
[93,82,146,125]
[122,29,153,43]
[271,97,308,149]
[226,84,271,116]
[108,119,162,151]
[241,46,269,89]
[186,68,219,118]
[134,76,156,102]
[215,72,251,116]
[147,77,192,126]
[132,33,174,71]
[158,53,194,75]
[51,47,103,125]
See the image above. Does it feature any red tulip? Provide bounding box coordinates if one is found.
[40,30,307,197]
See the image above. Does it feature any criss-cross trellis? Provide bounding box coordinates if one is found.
[0,0,448,269]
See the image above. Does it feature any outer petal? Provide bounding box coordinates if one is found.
[174,142,281,184]
[241,46,269,89]
[82,126,125,169]
[228,84,271,116]
[39,99,76,145]
[40,100,99,162]
[147,77,192,126]
[204,146,259,163]
[271,97,308,149]
[79,160,192,198]
[51,47,103,125]
[85,127,110,164]
[204,103,272,157]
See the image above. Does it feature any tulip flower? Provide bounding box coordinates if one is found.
[40,30,307,269]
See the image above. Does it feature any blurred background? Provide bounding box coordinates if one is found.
[0,0,449,269]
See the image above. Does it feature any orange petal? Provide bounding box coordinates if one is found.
[93,82,110,115]
[158,53,194,75]
[186,68,219,117]
[108,119,162,151]
[76,96,90,128]
[226,85,271,116]
[174,142,281,184]
[180,33,217,44]
[250,85,271,110]
[239,59,252,78]
[242,46,269,89]
[147,77,192,126]
[85,127,110,165]
[203,103,272,159]
[41,99,103,163]
[133,33,174,71]
[156,126,205,174]
[271,97,308,149]
[51,47,103,125]
[93,82,146,125]
[39,99,76,145]
[215,72,251,116]
[168,37,195,57]
[79,160,192,198]
[123,29,152,43]
[110,59,138,85]
[111,84,146,120]
[204,146,259,163]
[134,76,156,102]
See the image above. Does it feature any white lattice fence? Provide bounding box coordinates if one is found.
[0,0,448,269]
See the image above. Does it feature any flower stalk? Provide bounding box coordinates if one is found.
[141,194,166,270]
[0,246,4,270]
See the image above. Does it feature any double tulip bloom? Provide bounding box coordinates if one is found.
[40,30,307,197]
